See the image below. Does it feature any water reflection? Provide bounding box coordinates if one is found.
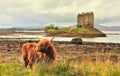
[82,35,120,43]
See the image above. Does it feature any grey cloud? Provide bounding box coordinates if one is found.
[11,12,76,27]
[95,16,120,24]
[43,0,75,8]
[0,0,120,28]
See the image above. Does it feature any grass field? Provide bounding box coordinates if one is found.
[0,60,120,76]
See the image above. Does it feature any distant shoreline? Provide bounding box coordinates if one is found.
[0,31,46,36]
[102,31,120,35]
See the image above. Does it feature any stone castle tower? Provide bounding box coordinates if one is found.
[77,12,94,28]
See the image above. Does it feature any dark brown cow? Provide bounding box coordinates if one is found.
[38,38,56,63]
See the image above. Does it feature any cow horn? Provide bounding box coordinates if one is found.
[50,37,55,42]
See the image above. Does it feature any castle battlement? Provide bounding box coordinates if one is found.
[77,12,94,28]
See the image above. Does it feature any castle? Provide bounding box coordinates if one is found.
[77,12,94,28]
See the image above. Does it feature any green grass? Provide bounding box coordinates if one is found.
[80,62,120,76]
[0,61,120,76]
[46,27,86,35]
[45,27,106,37]
[0,63,31,76]
[75,27,86,31]
[32,62,82,76]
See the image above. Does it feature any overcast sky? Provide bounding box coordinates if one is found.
[0,0,120,28]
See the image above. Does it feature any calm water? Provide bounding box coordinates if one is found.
[0,31,120,43]
[82,35,120,43]
[82,31,120,43]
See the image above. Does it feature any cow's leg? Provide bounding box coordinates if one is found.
[36,52,42,63]
[28,53,34,69]
[22,54,28,68]
[41,53,46,62]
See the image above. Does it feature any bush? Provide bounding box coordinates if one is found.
[44,24,59,32]
[46,29,57,34]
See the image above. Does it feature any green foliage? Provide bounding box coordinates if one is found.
[80,63,120,76]
[47,29,57,33]
[60,27,86,34]
[76,27,86,31]
[1,61,120,76]
[77,25,83,27]
[56,27,85,33]
[31,61,82,76]
[61,28,70,32]
[44,24,59,32]
[0,63,30,76]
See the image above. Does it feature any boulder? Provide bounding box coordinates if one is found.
[71,37,82,44]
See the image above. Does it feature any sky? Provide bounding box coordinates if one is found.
[0,0,120,28]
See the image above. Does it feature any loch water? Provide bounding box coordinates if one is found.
[0,31,120,43]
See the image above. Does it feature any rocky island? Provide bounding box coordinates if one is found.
[45,12,106,37]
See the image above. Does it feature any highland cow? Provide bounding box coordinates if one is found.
[22,38,56,68]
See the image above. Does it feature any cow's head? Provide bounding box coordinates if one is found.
[38,37,54,51]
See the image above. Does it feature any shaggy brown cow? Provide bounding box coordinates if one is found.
[38,38,56,63]
[22,43,45,68]
[22,38,56,68]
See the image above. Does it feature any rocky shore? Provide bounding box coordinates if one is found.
[0,39,120,63]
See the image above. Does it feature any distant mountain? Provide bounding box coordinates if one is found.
[66,24,120,31]
[58,24,120,31]
[0,27,44,32]
[0,24,119,31]
[95,24,120,31]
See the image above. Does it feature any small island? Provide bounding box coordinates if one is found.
[45,12,106,37]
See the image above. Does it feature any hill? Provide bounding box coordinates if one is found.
[45,27,106,37]
[95,25,120,31]
[0,27,44,32]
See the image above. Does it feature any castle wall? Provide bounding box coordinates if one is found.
[77,12,94,28]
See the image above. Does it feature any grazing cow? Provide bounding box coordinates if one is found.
[22,43,45,68]
[38,38,56,63]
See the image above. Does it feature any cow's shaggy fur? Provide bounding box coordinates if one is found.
[38,39,56,63]
[22,38,56,68]
[22,43,45,68]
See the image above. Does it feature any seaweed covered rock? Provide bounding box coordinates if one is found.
[71,37,82,44]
